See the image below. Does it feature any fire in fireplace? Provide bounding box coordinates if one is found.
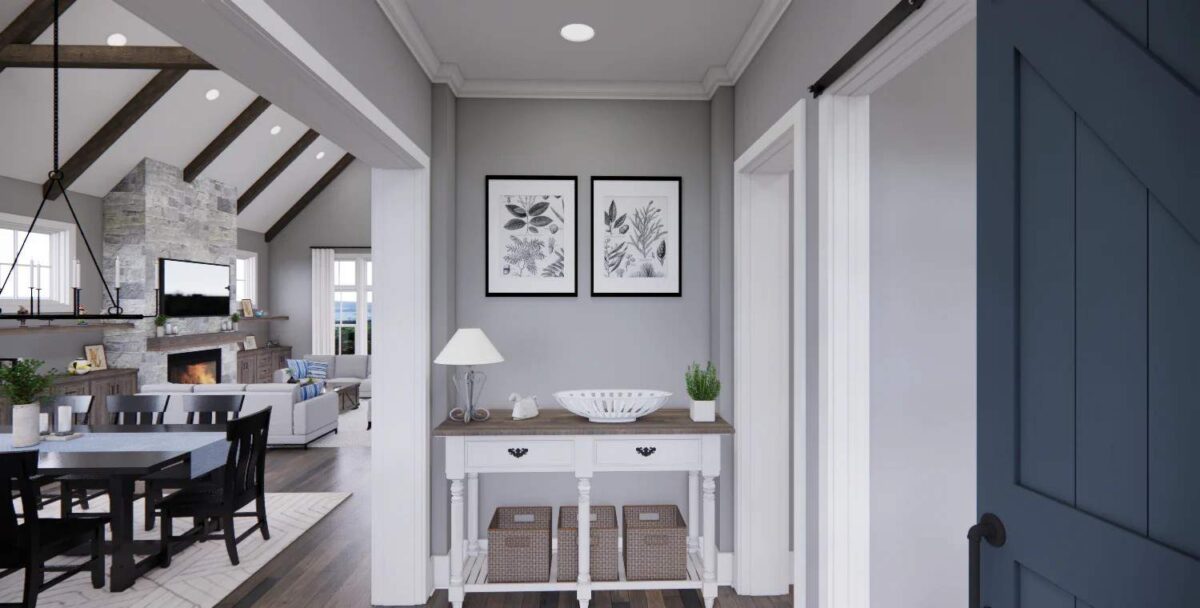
[168,349,222,384]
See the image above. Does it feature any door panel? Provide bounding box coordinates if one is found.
[980,0,1200,604]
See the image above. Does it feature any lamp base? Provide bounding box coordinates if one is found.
[448,407,491,423]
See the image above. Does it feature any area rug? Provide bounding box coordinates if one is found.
[2,491,350,607]
[310,400,371,448]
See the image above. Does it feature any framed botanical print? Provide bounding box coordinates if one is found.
[591,177,682,296]
[83,344,108,370]
[486,176,578,296]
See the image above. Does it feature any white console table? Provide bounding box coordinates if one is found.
[434,409,734,608]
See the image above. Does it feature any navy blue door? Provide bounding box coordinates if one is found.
[979,0,1200,605]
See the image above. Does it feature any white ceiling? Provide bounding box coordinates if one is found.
[381,0,791,99]
[0,0,344,234]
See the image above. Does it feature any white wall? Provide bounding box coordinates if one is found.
[868,23,976,608]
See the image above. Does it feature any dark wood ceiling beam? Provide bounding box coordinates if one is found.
[0,44,215,70]
[42,69,187,199]
[184,96,270,183]
[0,0,76,75]
[237,128,319,213]
[266,154,354,242]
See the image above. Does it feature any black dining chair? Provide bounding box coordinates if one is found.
[60,395,172,520]
[143,395,246,530]
[33,396,96,509]
[159,407,272,567]
[0,451,106,608]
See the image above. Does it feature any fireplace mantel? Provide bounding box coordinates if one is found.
[146,330,249,352]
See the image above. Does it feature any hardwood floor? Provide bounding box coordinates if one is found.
[218,446,791,607]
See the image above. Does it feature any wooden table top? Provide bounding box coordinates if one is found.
[432,408,734,437]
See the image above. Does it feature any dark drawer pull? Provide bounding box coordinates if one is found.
[636,447,657,457]
[508,448,529,458]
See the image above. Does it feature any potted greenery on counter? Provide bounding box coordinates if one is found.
[685,361,720,422]
[0,358,57,447]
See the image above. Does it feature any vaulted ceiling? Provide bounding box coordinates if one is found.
[0,0,350,235]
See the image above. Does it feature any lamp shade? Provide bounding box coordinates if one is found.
[434,328,504,366]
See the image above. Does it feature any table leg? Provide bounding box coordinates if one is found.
[702,475,717,608]
[466,473,479,556]
[577,476,591,608]
[108,475,138,592]
[688,471,700,553]
[449,477,465,608]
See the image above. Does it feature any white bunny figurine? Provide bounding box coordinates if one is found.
[509,393,540,420]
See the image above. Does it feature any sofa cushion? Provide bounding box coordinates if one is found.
[336,355,369,379]
[141,383,194,394]
[245,383,301,395]
[194,383,247,393]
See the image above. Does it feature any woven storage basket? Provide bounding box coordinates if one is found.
[623,505,688,581]
[558,505,619,582]
[488,507,552,583]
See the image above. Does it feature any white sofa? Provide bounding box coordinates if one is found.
[140,382,338,447]
[276,354,372,399]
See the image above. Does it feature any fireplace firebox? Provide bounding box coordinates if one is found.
[167,349,222,384]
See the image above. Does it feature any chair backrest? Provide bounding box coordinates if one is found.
[223,407,271,508]
[39,394,94,425]
[1,451,40,553]
[106,394,170,425]
[184,394,245,424]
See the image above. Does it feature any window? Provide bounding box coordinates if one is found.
[0,212,77,309]
[234,251,258,305]
[333,253,372,355]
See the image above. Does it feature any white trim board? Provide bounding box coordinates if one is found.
[375,0,790,100]
[432,551,737,588]
[733,99,806,597]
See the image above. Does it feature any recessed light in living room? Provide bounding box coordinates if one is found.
[106,33,127,47]
[205,88,220,101]
[270,125,282,135]
[560,23,594,43]
[315,151,326,160]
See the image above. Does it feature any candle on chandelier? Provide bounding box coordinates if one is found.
[114,256,121,288]
[72,260,80,289]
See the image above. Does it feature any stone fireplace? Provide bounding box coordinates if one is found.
[167,349,222,384]
[102,158,239,386]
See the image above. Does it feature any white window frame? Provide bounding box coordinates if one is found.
[0,212,78,310]
[234,250,258,305]
[334,252,372,355]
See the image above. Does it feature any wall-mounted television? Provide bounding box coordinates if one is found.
[158,258,231,317]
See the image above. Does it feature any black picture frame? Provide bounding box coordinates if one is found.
[590,176,683,297]
[485,175,579,297]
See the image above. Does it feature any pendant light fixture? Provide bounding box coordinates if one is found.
[0,0,136,320]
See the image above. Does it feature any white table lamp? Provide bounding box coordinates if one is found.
[435,328,504,423]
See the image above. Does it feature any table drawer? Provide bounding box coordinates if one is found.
[594,438,702,470]
[465,438,574,471]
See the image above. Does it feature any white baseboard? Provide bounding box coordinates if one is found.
[432,543,736,588]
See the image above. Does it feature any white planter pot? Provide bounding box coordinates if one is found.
[690,400,716,423]
[11,403,42,447]
[156,326,165,337]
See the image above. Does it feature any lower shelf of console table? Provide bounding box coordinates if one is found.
[434,409,734,608]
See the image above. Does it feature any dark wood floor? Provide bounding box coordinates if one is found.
[218,447,791,607]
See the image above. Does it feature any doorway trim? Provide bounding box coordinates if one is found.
[733,99,806,596]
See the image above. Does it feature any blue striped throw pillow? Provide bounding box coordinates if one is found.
[298,380,325,401]
[303,360,329,380]
[286,359,309,380]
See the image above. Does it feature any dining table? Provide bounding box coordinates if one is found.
[1,424,229,592]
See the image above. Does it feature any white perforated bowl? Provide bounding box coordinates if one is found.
[554,390,672,423]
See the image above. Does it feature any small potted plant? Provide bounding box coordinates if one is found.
[154,314,168,337]
[0,359,56,447]
[685,361,720,422]
[230,311,241,331]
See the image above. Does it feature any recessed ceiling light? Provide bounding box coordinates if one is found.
[315,151,326,160]
[560,23,594,43]
[269,125,282,135]
[106,33,127,47]
[204,88,220,101]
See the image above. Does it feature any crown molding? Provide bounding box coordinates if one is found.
[376,0,790,100]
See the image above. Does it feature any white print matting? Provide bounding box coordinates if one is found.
[591,177,681,296]
[2,492,349,607]
[486,176,578,296]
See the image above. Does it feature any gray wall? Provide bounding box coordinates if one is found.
[447,97,722,551]
[263,0,432,155]
[0,176,107,370]
[708,87,736,550]
[869,24,976,608]
[236,228,272,345]
[267,160,371,356]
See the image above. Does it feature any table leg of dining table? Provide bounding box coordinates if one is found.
[107,475,139,592]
